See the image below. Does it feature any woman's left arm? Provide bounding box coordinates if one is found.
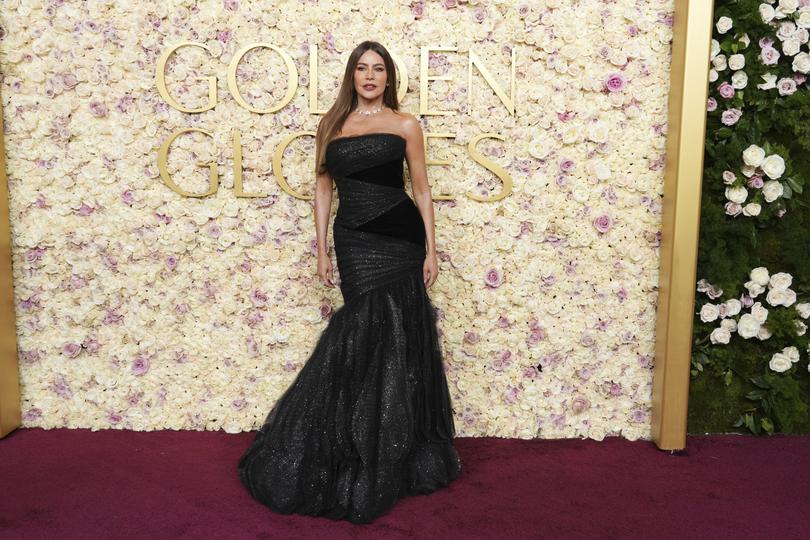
[402,114,439,288]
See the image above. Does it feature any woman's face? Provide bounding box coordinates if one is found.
[353,49,387,100]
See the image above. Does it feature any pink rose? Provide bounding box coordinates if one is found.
[717,81,735,99]
[61,342,81,358]
[604,73,626,92]
[484,268,503,288]
[593,213,613,234]
[132,355,150,376]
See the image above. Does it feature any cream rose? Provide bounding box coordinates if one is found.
[751,302,769,324]
[750,267,770,286]
[742,144,766,167]
[724,299,742,317]
[782,346,800,363]
[716,16,733,34]
[768,272,793,290]
[720,318,738,332]
[725,186,748,204]
[761,155,786,180]
[792,52,810,74]
[710,327,731,345]
[768,352,792,373]
[700,303,720,322]
[737,313,761,339]
[795,303,810,319]
[742,203,761,217]
[728,53,746,70]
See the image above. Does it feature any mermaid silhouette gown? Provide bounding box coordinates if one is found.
[237,132,462,524]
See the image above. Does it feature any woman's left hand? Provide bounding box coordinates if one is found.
[423,250,439,288]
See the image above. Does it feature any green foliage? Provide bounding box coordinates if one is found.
[689,0,810,435]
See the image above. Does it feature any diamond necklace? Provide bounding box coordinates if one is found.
[354,103,386,116]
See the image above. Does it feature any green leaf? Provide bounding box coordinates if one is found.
[716,127,733,138]
[785,177,803,194]
[724,370,733,386]
[761,417,774,434]
[750,376,771,389]
[782,184,792,200]
[732,415,744,428]
[746,389,766,400]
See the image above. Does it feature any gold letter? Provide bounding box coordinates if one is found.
[466,133,512,202]
[158,128,218,197]
[233,129,269,197]
[272,132,315,200]
[308,44,328,115]
[420,46,457,116]
[229,43,298,114]
[468,47,517,116]
[424,132,456,201]
[155,42,217,113]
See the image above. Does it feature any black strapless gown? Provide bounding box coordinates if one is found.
[237,132,462,524]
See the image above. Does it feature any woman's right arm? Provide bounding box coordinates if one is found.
[314,167,336,288]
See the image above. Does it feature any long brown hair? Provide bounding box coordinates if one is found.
[314,41,401,175]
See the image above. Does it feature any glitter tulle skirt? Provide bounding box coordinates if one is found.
[237,221,462,524]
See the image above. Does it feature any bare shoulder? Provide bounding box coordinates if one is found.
[394,111,422,141]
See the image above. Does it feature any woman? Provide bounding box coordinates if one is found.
[237,40,462,524]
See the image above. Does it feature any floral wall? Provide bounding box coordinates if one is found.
[0,0,674,440]
[689,0,810,436]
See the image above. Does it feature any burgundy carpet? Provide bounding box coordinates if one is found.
[0,428,806,539]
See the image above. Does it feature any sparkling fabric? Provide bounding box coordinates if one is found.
[237,133,462,524]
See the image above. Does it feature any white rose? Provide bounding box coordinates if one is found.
[782,37,802,56]
[724,299,742,316]
[795,320,807,336]
[709,68,719,83]
[762,180,785,202]
[710,327,732,344]
[760,4,776,23]
[725,186,748,204]
[761,155,786,180]
[728,53,746,70]
[795,302,810,319]
[757,326,772,340]
[745,281,765,297]
[721,318,738,332]
[737,313,761,339]
[700,303,720,322]
[731,70,748,89]
[743,165,757,179]
[779,0,799,14]
[716,16,733,34]
[769,352,792,373]
[783,346,800,363]
[766,288,787,306]
[750,267,770,286]
[742,144,766,167]
[798,11,810,29]
[712,54,728,71]
[751,302,769,324]
[710,39,720,58]
[743,203,762,216]
[793,52,810,74]
[757,72,778,90]
[768,271,793,290]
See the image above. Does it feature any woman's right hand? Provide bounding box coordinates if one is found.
[317,252,336,288]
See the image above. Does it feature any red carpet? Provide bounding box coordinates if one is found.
[0,428,806,539]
